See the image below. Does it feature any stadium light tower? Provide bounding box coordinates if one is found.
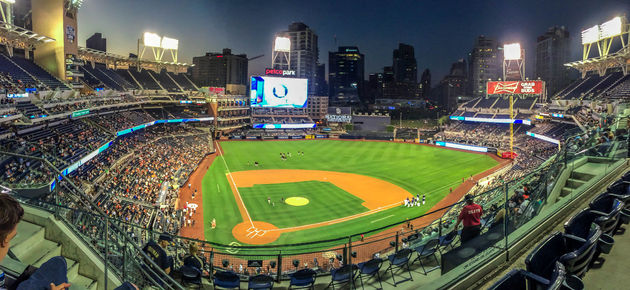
[502,43,524,81]
[581,16,628,60]
[138,32,179,63]
[502,42,525,158]
[272,36,291,70]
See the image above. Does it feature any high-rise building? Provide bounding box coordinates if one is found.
[272,22,319,94]
[435,59,468,111]
[535,26,571,96]
[468,36,503,98]
[192,48,248,89]
[366,73,383,104]
[86,33,107,52]
[328,46,365,106]
[393,43,417,83]
[420,69,431,99]
[314,63,328,96]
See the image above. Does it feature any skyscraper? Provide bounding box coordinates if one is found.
[86,33,107,52]
[272,22,319,94]
[393,43,417,83]
[328,46,365,106]
[536,26,571,96]
[468,36,503,98]
[192,48,248,88]
[314,63,328,96]
[435,59,468,111]
[421,69,431,99]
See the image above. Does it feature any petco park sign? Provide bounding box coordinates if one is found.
[486,81,544,95]
[265,68,296,76]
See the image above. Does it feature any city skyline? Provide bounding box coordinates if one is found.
[77,0,629,82]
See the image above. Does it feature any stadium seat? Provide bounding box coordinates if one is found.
[247,274,274,290]
[213,270,240,289]
[588,193,625,236]
[326,264,358,290]
[356,258,383,290]
[385,248,413,286]
[564,209,615,264]
[606,180,630,220]
[438,231,457,252]
[180,265,202,288]
[488,266,566,290]
[288,269,316,289]
[412,239,440,275]
[529,229,600,278]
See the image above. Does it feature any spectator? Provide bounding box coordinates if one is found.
[454,194,483,243]
[142,234,173,274]
[183,243,208,276]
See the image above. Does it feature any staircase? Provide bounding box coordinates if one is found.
[10,221,98,290]
[5,206,122,290]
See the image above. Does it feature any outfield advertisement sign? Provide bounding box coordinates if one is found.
[486,81,544,95]
[252,123,316,129]
[526,131,560,145]
[450,116,532,125]
[116,117,214,136]
[435,141,488,153]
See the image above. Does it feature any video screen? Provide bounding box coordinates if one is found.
[250,76,308,108]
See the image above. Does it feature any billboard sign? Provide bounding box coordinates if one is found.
[250,76,308,108]
[486,81,543,95]
[265,68,296,76]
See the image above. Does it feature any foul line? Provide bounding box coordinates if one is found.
[215,141,254,228]
[371,214,395,223]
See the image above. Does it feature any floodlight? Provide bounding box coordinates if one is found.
[599,16,622,39]
[274,37,291,52]
[503,43,521,60]
[581,25,599,44]
[143,32,162,47]
[1,0,16,4]
[161,37,179,50]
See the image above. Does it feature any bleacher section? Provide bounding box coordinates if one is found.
[15,100,45,118]
[81,64,125,90]
[8,55,69,90]
[168,72,197,90]
[155,70,181,92]
[0,54,41,89]
[475,97,497,108]
[128,68,163,90]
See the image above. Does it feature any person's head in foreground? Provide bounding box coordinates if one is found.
[0,193,24,262]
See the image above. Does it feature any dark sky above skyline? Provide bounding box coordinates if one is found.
[78,0,629,83]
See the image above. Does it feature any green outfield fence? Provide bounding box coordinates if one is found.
[1,118,627,289]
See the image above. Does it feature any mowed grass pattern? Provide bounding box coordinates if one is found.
[202,140,498,245]
[239,181,368,228]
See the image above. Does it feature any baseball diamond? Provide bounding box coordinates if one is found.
[178,139,505,249]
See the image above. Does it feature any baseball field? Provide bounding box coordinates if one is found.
[195,140,499,247]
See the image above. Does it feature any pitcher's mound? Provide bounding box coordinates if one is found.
[232,221,281,244]
[285,197,310,206]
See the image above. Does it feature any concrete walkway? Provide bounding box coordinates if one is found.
[583,223,630,290]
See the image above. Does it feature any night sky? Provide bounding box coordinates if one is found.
[78,0,629,83]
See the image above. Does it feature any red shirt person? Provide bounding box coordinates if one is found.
[455,194,483,243]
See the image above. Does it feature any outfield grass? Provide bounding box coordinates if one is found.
[239,181,368,228]
[202,140,498,246]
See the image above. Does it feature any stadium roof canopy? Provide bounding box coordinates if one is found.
[0,21,54,56]
[78,46,192,73]
[565,47,630,77]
